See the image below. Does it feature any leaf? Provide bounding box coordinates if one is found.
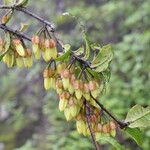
[91,44,113,73]
[3,0,15,4]
[96,134,124,150]
[82,33,91,61]
[63,44,71,52]
[0,53,5,61]
[125,127,143,146]
[56,51,71,61]
[73,47,84,56]
[16,0,29,7]
[19,23,29,32]
[125,105,150,128]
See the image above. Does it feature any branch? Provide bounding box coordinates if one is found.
[91,95,129,129]
[0,5,54,31]
[84,100,100,150]
[0,24,31,41]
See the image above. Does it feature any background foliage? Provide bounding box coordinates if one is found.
[0,0,150,149]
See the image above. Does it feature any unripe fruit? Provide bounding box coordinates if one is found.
[59,99,68,111]
[97,123,102,132]
[109,121,116,130]
[89,81,97,91]
[102,124,110,134]
[34,49,41,59]
[44,77,51,90]
[64,108,72,121]
[70,105,78,117]
[57,63,66,74]
[32,35,40,54]
[13,39,25,57]
[16,57,24,68]
[49,39,56,48]
[76,120,86,134]
[0,38,4,52]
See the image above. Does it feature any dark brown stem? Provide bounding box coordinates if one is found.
[0,24,31,41]
[91,95,128,129]
[0,5,54,31]
[84,100,100,150]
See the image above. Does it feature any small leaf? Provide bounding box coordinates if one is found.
[56,51,71,61]
[73,47,84,56]
[3,0,15,5]
[125,105,150,128]
[125,127,143,146]
[0,53,5,61]
[63,44,71,52]
[16,0,29,6]
[96,134,124,150]
[19,23,29,32]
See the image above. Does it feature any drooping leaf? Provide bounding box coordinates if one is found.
[125,127,143,146]
[90,44,113,73]
[91,44,113,67]
[63,44,71,52]
[125,105,150,128]
[96,134,124,150]
[82,33,91,61]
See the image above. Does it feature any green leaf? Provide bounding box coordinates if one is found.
[56,51,71,61]
[0,53,5,61]
[3,0,15,4]
[91,44,113,72]
[125,127,143,146]
[73,47,84,56]
[82,33,91,61]
[16,0,29,7]
[125,105,150,128]
[96,134,124,150]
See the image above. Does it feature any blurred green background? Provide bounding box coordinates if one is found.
[0,0,150,150]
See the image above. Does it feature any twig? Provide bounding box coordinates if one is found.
[91,95,128,129]
[84,100,100,150]
[0,24,31,41]
[0,5,55,31]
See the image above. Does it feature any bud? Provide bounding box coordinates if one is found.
[13,39,26,57]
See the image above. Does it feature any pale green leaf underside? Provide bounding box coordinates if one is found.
[125,105,150,128]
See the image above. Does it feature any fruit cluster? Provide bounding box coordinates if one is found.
[0,35,57,68]
[0,33,116,139]
[43,62,116,138]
